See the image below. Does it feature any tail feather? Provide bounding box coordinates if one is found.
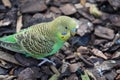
[0,41,25,53]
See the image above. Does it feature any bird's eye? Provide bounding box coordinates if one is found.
[61,32,67,35]
[72,28,77,32]
[65,27,68,29]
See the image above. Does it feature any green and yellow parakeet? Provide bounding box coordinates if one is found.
[0,16,77,65]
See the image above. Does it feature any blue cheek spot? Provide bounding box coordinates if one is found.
[72,28,77,32]
[62,32,67,35]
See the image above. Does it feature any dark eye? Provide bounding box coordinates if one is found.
[61,32,67,35]
[65,27,68,29]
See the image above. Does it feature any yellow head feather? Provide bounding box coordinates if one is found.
[51,16,77,41]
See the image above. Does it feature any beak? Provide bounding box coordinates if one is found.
[70,32,76,36]
[70,28,77,36]
[71,22,79,36]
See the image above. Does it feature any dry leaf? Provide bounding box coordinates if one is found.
[95,60,116,72]
[16,15,23,32]
[61,61,69,73]
[80,0,86,6]
[91,48,108,59]
[116,74,120,80]
[49,74,59,80]
[0,51,21,65]
[85,70,97,80]
[0,75,9,80]
[75,3,83,9]
[81,70,90,80]
[112,51,120,59]
[50,65,60,75]
[67,74,78,80]
[0,75,15,80]
[3,75,16,80]
[2,0,12,8]
[89,4,102,17]
[69,63,80,72]
[0,19,11,27]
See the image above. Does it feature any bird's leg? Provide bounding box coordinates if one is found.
[38,58,56,66]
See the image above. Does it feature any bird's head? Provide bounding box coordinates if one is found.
[51,16,78,41]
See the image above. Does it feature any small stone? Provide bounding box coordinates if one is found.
[20,0,47,13]
[94,26,114,40]
[69,63,80,72]
[50,7,61,14]
[60,4,77,15]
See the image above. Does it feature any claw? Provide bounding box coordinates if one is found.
[38,58,56,66]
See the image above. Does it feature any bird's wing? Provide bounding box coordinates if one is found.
[15,27,55,58]
[0,34,26,54]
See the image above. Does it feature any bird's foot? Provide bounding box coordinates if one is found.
[38,58,56,66]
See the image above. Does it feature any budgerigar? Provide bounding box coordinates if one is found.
[0,16,77,65]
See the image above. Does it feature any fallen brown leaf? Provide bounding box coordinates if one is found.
[16,15,23,32]
[80,0,86,6]
[91,48,108,60]
[0,51,21,66]
[89,4,102,17]
[1,0,12,8]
